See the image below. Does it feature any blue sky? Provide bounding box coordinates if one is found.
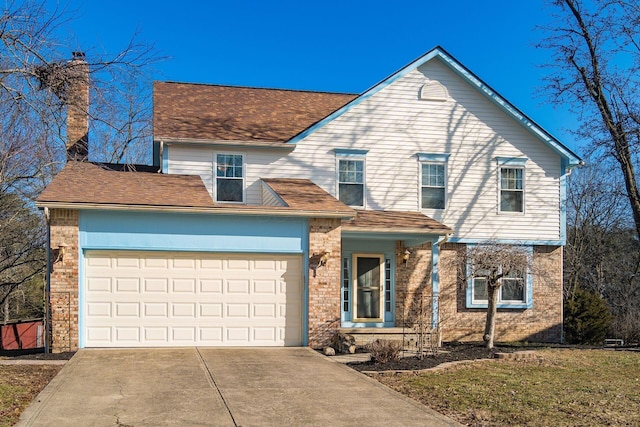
[55,0,580,152]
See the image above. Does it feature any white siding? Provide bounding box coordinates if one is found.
[167,59,562,242]
[261,182,284,206]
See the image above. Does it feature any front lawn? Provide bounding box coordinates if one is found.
[0,365,61,427]
[373,349,640,426]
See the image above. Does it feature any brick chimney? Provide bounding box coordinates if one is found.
[66,51,89,161]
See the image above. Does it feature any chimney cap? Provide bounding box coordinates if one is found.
[72,51,85,61]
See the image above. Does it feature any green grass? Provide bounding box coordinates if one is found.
[375,349,640,426]
[0,365,61,427]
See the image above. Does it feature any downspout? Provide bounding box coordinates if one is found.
[43,207,51,354]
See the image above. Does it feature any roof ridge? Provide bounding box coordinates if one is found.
[154,80,358,96]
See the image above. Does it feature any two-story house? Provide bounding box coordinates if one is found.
[38,47,581,352]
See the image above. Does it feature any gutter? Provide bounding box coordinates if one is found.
[35,201,356,219]
[158,137,296,150]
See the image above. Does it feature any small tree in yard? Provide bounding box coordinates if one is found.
[467,244,532,349]
[564,288,612,345]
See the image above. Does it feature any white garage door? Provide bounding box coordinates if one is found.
[83,251,303,347]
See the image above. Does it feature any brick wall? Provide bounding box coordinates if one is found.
[307,218,342,348]
[49,209,80,352]
[395,241,433,329]
[438,243,563,343]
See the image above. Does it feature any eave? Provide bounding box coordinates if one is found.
[36,201,355,219]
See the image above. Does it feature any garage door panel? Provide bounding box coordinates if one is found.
[144,327,167,341]
[172,278,196,293]
[226,327,250,342]
[254,280,277,294]
[200,279,222,293]
[227,280,250,294]
[86,277,111,292]
[199,303,222,317]
[87,302,111,317]
[144,279,168,293]
[115,302,139,317]
[200,259,222,269]
[171,258,196,269]
[115,278,139,293]
[143,303,168,317]
[84,252,303,347]
[116,257,140,268]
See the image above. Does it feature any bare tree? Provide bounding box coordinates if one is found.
[564,161,632,299]
[564,162,640,341]
[0,193,46,317]
[466,244,532,349]
[538,0,640,241]
[1,0,159,168]
[0,0,160,325]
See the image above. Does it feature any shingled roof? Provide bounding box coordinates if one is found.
[261,178,354,215]
[343,210,452,235]
[37,161,214,208]
[153,82,357,143]
[36,163,355,218]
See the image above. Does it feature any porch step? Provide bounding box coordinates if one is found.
[339,327,437,348]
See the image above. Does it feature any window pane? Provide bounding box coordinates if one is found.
[501,190,523,212]
[422,187,445,209]
[473,277,488,301]
[501,278,525,302]
[422,164,445,187]
[339,160,363,184]
[217,154,243,178]
[216,178,243,202]
[339,183,364,206]
[501,168,522,190]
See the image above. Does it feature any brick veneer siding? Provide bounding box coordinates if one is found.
[438,243,563,343]
[395,241,433,329]
[49,209,80,352]
[307,218,342,348]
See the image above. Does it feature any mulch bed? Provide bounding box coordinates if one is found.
[347,342,531,372]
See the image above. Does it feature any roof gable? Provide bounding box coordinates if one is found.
[288,46,582,167]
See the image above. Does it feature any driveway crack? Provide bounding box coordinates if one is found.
[195,347,239,427]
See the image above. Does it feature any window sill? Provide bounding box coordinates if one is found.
[466,301,532,309]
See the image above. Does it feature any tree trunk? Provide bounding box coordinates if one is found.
[3,297,8,325]
[484,281,499,349]
[563,0,640,242]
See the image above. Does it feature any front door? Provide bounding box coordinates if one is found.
[352,254,384,322]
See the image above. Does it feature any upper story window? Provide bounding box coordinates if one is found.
[418,153,450,210]
[335,149,368,208]
[497,157,527,213]
[216,154,244,202]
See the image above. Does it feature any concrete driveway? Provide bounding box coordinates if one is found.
[17,348,460,427]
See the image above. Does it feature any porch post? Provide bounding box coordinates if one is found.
[431,236,446,330]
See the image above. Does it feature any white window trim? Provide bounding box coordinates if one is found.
[496,157,528,215]
[214,152,246,204]
[336,153,366,208]
[418,153,450,211]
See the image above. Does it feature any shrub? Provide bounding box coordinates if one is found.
[564,289,612,345]
[365,339,402,364]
